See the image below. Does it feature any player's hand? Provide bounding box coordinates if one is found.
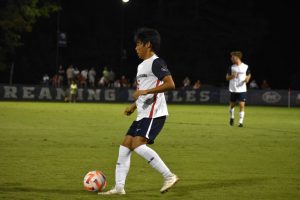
[132,90,147,100]
[237,81,244,87]
[124,104,136,116]
[232,71,238,78]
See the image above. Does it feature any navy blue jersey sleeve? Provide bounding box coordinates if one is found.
[246,67,251,75]
[152,58,171,80]
[227,66,232,75]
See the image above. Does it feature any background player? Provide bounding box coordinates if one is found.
[99,28,179,195]
[226,51,251,127]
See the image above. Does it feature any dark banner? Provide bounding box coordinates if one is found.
[220,89,300,106]
[0,85,299,106]
[0,85,132,102]
[165,89,220,104]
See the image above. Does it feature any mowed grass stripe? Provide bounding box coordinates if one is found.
[0,102,299,200]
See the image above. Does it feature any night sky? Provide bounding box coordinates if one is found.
[1,0,299,89]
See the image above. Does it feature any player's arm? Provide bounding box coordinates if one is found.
[244,74,251,83]
[226,73,236,81]
[133,75,175,100]
[243,67,251,83]
[226,66,236,81]
[124,102,136,116]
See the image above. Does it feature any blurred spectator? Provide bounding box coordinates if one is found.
[261,79,271,90]
[66,65,74,85]
[80,69,88,88]
[98,76,108,87]
[81,69,88,80]
[88,67,96,87]
[108,69,116,87]
[73,67,80,82]
[58,65,65,85]
[193,80,202,90]
[69,80,78,102]
[120,75,129,87]
[64,88,70,102]
[132,78,137,89]
[97,67,110,87]
[42,74,50,85]
[52,74,60,87]
[182,76,191,88]
[102,67,110,80]
[114,79,121,88]
[249,79,259,89]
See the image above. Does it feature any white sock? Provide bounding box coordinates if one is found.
[134,144,172,179]
[115,145,131,191]
[239,111,245,124]
[230,107,235,119]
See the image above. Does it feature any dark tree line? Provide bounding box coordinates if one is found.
[0,0,60,70]
[0,0,299,89]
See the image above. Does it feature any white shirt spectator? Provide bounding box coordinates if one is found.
[66,66,74,80]
[250,80,258,89]
[73,68,80,77]
[43,74,50,84]
[88,68,96,82]
[81,69,88,80]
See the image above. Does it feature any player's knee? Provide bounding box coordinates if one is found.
[121,136,133,149]
[131,137,147,150]
[131,143,142,150]
[121,143,132,150]
[131,142,140,150]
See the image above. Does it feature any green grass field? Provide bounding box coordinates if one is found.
[0,102,300,200]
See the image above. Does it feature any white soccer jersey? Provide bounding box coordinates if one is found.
[227,63,251,93]
[135,54,171,121]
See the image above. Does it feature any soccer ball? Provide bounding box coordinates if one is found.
[83,170,107,192]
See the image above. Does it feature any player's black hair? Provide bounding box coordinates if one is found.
[134,27,161,53]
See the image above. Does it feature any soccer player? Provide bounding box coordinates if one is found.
[99,28,179,195]
[226,51,251,127]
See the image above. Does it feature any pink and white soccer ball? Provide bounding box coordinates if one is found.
[83,170,107,192]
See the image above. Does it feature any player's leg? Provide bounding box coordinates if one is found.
[229,101,235,125]
[99,136,132,195]
[229,93,236,126]
[121,135,133,149]
[116,136,133,190]
[132,118,172,179]
[99,119,139,196]
[132,136,178,193]
[132,137,174,178]
[238,92,247,127]
[132,117,178,193]
[238,101,245,127]
[132,136,172,178]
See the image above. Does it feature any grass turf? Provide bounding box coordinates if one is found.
[0,102,300,200]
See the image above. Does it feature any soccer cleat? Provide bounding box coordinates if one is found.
[160,174,179,194]
[238,123,243,127]
[98,187,126,195]
[230,118,234,126]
